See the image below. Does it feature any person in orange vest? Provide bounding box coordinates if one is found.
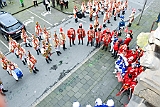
[21,28,32,47]
[17,44,27,65]
[59,27,67,51]
[8,36,19,58]
[27,51,39,74]
[35,22,43,41]
[102,28,111,51]
[0,52,9,74]
[67,28,76,47]
[6,60,18,76]
[73,5,78,23]
[95,26,102,48]
[77,23,86,45]
[32,34,41,55]
[87,24,95,46]
[43,27,51,44]
[53,31,62,56]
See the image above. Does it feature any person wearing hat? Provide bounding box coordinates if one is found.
[59,27,67,51]
[21,28,32,47]
[109,30,118,53]
[73,5,78,23]
[94,15,99,32]
[17,44,27,65]
[106,99,114,107]
[53,31,62,56]
[27,51,39,74]
[0,80,8,96]
[6,60,18,77]
[95,98,107,107]
[73,101,80,107]
[35,22,43,41]
[118,16,125,36]
[102,28,111,51]
[128,8,136,27]
[67,28,76,47]
[77,23,86,45]
[8,36,19,58]
[123,34,132,46]
[112,40,119,59]
[32,34,41,55]
[87,24,95,46]
[43,27,51,44]
[89,6,94,21]
[95,26,102,48]
[0,55,8,72]
[81,2,86,18]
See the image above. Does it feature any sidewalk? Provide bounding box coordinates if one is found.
[33,0,160,107]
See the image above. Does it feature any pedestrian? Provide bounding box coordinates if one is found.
[17,44,27,65]
[21,28,32,47]
[59,0,64,11]
[87,24,95,47]
[64,0,68,9]
[128,9,136,27]
[43,0,50,12]
[35,22,43,41]
[51,0,55,8]
[0,0,3,9]
[67,28,76,47]
[27,51,39,74]
[59,27,67,51]
[32,34,41,55]
[19,0,24,7]
[56,0,59,6]
[0,81,8,96]
[77,23,86,45]
[2,0,7,6]
[53,31,62,56]
[33,0,38,7]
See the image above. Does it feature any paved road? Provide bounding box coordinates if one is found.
[0,0,155,107]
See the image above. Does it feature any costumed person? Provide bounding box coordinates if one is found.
[32,34,41,55]
[35,22,43,41]
[21,28,32,47]
[106,99,114,107]
[95,25,102,48]
[103,9,110,28]
[87,24,95,46]
[43,27,51,44]
[73,5,78,23]
[8,36,18,58]
[95,98,104,107]
[59,27,67,51]
[118,16,125,36]
[102,28,111,51]
[89,6,94,21]
[109,30,118,52]
[112,40,119,59]
[0,52,9,75]
[67,28,76,47]
[41,40,52,64]
[6,61,18,77]
[128,8,136,27]
[81,2,86,18]
[123,33,132,46]
[0,81,8,96]
[17,44,27,65]
[53,31,62,56]
[27,51,39,74]
[113,1,117,21]
[77,23,86,45]
[73,101,80,107]
[122,0,128,15]
[94,15,99,32]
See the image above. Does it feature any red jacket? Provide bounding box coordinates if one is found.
[124,37,131,46]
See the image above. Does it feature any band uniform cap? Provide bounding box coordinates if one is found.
[95,98,102,105]
[59,27,63,33]
[106,99,114,106]
[79,23,82,27]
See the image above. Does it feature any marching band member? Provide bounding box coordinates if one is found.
[95,26,102,48]
[35,22,43,41]
[123,34,132,46]
[59,27,67,51]
[7,61,18,76]
[8,36,19,58]
[41,40,52,64]
[67,28,76,47]
[118,16,125,36]
[102,28,111,51]
[0,52,9,75]
[81,2,86,18]
[109,30,118,52]
[73,5,78,23]
[87,24,95,46]
[94,16,99,32]
[89,6,94,21]
[53,31,62,56]
[77,23,86,45]
[32,34,41,55]
[43,27,51,44]
[21,28,32,47]
[17,44,27,65]
[112,40,120,59]
[122,0,128,15]
[27,51,39,74]
[128,9,136,27]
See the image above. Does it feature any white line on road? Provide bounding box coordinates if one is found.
[27,10,53,26]
[0,40,9,49]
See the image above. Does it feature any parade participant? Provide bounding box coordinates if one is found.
[43,27,51,43]
[95,26,103,48]
[77,23,86,45]
[53,31,62,56]
[118,16,125,36]
[35,22,43,41]
[113,1,117,21]
[87,24,95,46]
[6,61,18,76]
[122,0,128,15]
[8,36,18,58]
[21,28,32,47]
[112,40,119,59]
[94,15,99,32]
[27,51,39,74]
[67,28,76,47]
[103,10,108,28]
[0,81,8,96]
[89,6,94,21]
[116,1,121,17]
[0,56,8,72]
[128,8,136,27]
[73,101,80,107]
[59,27,67,51]
[81,2,86,18]
[102,28,111,51]
[32,34,41,55]
[106,99,115,107]
[109,30,118,52]
[73,5,78,23]
[123,34,132,46]
[17,44,27,65]
[41,40,52,64]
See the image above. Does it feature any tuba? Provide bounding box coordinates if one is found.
[42,43,52,57]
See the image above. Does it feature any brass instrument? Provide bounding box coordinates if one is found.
[42,43,52,57]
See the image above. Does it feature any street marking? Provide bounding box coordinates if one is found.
[78,19,86,23]
[41,11,50,17]
[27,10,53,26]
[68,15,72,18]
[0,40,9,49]
[23,17,34,26]
[62,18,65,22]
[54,23,58,26]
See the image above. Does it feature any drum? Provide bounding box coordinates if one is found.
[76,12,82,19]
[11,68,23,81]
